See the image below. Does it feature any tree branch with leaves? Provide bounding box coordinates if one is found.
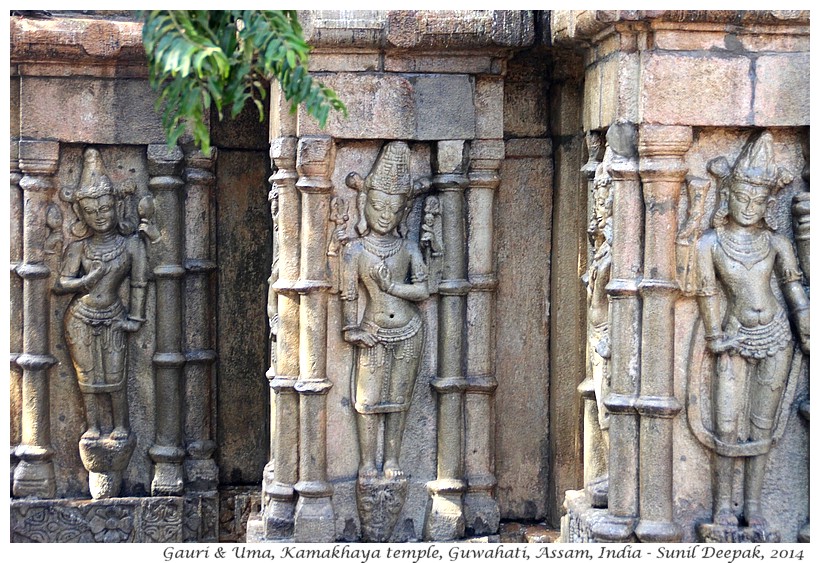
[142,10,346,152]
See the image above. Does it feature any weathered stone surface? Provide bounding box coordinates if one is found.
[640,53,753,126]
[20,77,165,144]
[299,10,387,49]
[504,52,548,138]
[215,149,271,485]
[385,54,502,75]
[386,10,534,49]
[310,52,381,72]
[754,53,810,126]
[495,140,553,521]
[475,77,504,140]
[297,73,475,140]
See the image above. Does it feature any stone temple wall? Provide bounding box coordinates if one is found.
[9,9,811,545]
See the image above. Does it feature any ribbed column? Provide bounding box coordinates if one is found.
[463,140,502,535]
[634,125,691,542]
[579,131,607,493]
[593,123,641,541]
[425,140,470,541]
[292,136,335,542]
[262,136,301,539]
[13,140,60,498]
[182,148,218,491]
[10,140,24,488]
[147,144,186,496]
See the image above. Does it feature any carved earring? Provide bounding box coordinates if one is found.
[764,198,779,231]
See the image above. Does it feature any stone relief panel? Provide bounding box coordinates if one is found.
[47,145,157,500]
[676,129,810,542]
[53,148,154,499]
[324,140,437,541]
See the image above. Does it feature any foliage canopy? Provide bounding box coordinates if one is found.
[142,10,346,152]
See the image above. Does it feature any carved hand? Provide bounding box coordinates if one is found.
[595,336,611,359]
[798,315,810,355]
[83,260,108,289]
[344,327,377,348]
[116,317,143,333]
[371,262,393,293]
[706,334,736,355]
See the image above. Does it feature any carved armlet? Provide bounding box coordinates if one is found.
[779,268,804,285]
[130,281,148,289]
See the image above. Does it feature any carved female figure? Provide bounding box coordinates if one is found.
[341,141,429,481]
[695,133,809,532]
[54,148,148,444]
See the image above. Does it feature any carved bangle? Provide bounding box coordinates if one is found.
[128,316,146,323]
[704,332,724,342]
[130,281,148,289]
[342,324,358,332]
[388,282,396,293]
[793,305,810,313]
[81,276,94,292]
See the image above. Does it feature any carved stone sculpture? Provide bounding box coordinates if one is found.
[53,148,151,499]
[342,141,429,541]
[583,155,613,506]
[691,132,809,541]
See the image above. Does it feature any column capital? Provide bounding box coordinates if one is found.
[147,144,184,176]
[19,140,59,176]
[296,135,335,193]
[270,136,298,169]
[581,130,605,178]
[638,125,693,159]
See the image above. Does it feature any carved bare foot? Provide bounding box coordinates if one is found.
[383,460,404,479]
[714,508,738,527]
[82,427,101,440]
[358,463,378,480]
[746,511,769,530]
[110,427,129,440]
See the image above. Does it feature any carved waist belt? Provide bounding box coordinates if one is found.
[70,300,125,327]
[363,315,422,344]
[727,311,791,360]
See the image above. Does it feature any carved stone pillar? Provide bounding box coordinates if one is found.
[635,125,691,542]
[426,140,470,541]
[147,144,186,496]
[10,141,24,488]
[13,139,60,498]
[182,148,218,491]
[594,123,640,541]
[794,159,809,543]
[293,136,335,542]
[578,132,607,496]
[262,136,301,539]
[463,140,502,535]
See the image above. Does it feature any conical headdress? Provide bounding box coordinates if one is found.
[75,148,114,200]
[731,132,791,191]
[364,141,411,196]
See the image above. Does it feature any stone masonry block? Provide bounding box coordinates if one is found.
[753,53,810,126]
[297,73,475,141]
[21,77,166,145]
[640,53,752,126]
[475,77,504,140]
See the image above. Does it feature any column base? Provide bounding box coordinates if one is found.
[636,519,682,543]
[12,459,56,499]
[262,481,296,540]
[293,494,335,542]
[151,462,184,496]
[464,489,500,536]
[183,458,219,492]
[798,521,810,543]
[424,479,466,541]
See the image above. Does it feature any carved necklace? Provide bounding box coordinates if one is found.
[84,234,126,263]
[716,227,770,269]
[362,234,402,260]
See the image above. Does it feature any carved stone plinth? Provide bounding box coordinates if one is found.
[357,475,409,542]
[698,523,780,543]
[79,434,136,499]
[11,497,185,543]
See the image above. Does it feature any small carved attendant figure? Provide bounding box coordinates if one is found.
[695,132,809,534]
[54,148,148,497]
[583,158,613,504]
[342,141,429,482]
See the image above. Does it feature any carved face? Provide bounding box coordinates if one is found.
[364,189,406,235]
[78,194,118,234]
[727,182,771,227]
